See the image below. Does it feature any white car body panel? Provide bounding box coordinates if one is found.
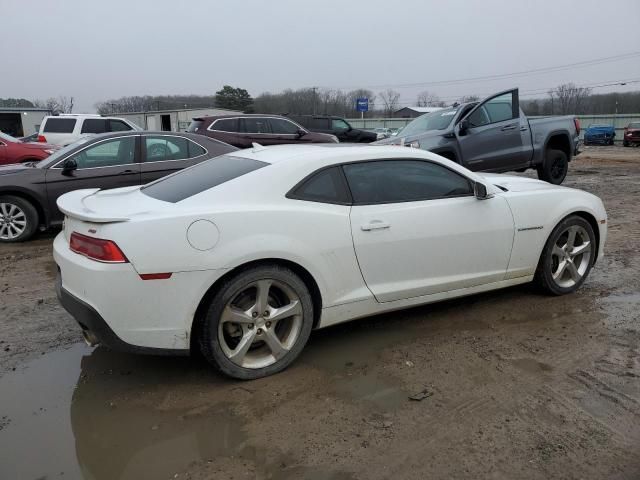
[39,115,141,146]
[53,145,607,351]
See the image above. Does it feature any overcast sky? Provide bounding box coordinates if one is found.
[2,0,639,112]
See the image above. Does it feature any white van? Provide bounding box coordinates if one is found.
[38,114,142,146]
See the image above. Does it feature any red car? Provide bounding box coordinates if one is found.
[0,132,59,165]
[623,122,640,147]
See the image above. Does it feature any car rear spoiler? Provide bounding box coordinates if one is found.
[57,188,131,223]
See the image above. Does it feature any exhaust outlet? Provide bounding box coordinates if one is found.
[82,329,100,347]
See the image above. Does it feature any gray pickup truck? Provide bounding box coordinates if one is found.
[376,88,580,184]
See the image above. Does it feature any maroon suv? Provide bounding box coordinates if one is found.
[187,114,338,148]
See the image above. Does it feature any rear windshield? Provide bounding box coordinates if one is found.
[43,118,76,133]
[141,154,268,202]
[186,120,204,132]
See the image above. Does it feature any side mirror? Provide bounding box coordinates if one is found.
[297,129,307,137]
[62,158,77,174]
[474,181,492,200]
[458,119,470,136]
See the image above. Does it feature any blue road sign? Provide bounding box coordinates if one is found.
[356,98,369,112]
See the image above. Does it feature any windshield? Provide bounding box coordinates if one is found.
[398,108,459,137]
[0,132,18,143]
[588,124,611,128]
[628,122,640,128]
[36,136,94,168]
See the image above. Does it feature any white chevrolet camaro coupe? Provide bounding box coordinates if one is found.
[53,145,607,379]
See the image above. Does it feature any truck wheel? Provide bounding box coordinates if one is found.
[0,195,39,243]
[537,149,568,185]
[623,140,629,147]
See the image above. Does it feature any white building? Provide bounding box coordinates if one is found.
[0,107,52,137]
[114,107,243,132]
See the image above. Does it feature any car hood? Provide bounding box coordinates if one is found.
[21,142,59,150]
[373,129,445,145]
[480,173,560,193]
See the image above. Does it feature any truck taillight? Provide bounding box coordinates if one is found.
[38,135,47,143]
[70,232,128,263]
[574,118,581,135]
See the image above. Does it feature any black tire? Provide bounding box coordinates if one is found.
[0,195,39,243]
[537,149,568,185]
[198,264,314,380]
[623,140,629,147]
[534,215,596,295]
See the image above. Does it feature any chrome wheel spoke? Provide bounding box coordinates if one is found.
[570,241,591,257]
[566,226,578,249]
[268,300,302,323]
[263,328,287,359]
[553,259,567,279]
[552,244,564,258]
[0,203,9,216]
[221,305,254,325]
[254,280,272,314]
[228,329,257,364]
[566,260,581,281]
[0,224,7,238]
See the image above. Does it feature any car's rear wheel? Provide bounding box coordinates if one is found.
[0,195,39,243]
[623,140,629,147]
[198,265,314,379]
[535,215,596,295]
[537,149,568,185]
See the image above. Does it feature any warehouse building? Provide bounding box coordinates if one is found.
[0,107,52,137]
[393,106,444,118]
[114,107,243,132]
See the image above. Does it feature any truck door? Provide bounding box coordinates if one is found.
[456,89,524,172]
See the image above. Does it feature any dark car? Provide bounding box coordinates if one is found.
[287,115,377,143]
[583,124,616,145]
[623,122,640,147]
[0,131,236,242]
[0,131,59,165]
[187,114,338,148]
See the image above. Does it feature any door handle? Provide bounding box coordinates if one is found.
[520,127,528,131]
[501,124,517,131]
[361,221,390,231]
[118,169,136,175]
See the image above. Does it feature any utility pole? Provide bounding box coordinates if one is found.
[312,87,317,115]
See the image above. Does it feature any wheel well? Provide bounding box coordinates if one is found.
[546,134,571,159]
[572,211,601,260]
[189,258,323,352]
[0,191,44,227]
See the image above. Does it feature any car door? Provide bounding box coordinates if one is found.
[331,118,354,142]
[345,159,514,302]
[139,134,208,184]
[206,118,245,148]
[0,140,6,163]
[267,118,313,144]
[44,135,141,223]
[239,117,279,146]
[457,89,525,172]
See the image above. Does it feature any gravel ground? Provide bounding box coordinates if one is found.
[0,145,639,480]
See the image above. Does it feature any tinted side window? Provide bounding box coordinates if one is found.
[187,120,204,132]
[43,118,76,133]
[68,137,136,169]
[211,118,237,132]
[188,140,207,157]
[289,167,350,204]
[240,118,270,134]
[331,119,350,131]
[81,119,107,134]
[343,160,472,204]
[468,92,515,127]
[311,118,329,129]
[145,136,190,162]
[109,120,132,132]
[269,118,300,134]
[142,155,268,203]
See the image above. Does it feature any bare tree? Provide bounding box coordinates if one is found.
[33,96,74,114]
[549,83,592,115]
[416,91,445,107]
[379,89,401,117]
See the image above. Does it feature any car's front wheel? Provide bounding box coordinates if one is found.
[0,195,39,243]
[198,264,314,379]
[535,215,596,295]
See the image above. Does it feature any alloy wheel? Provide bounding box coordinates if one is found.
[550,225,591,288]
[0,202,27,240]
[218,279,303,369]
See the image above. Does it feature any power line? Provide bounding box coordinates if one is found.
[321,51,640,90]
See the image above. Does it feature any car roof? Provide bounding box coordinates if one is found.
[196,114,288,120]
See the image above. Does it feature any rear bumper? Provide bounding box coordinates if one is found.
[55,271,186,356]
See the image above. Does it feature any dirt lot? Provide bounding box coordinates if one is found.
[1,146,639,480]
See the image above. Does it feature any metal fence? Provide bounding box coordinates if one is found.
[346,114,640,140]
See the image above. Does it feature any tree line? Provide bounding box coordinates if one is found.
[3,84,640,117]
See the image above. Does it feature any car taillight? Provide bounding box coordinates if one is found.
[70,232,128,263]
[574,118,581,135]
[38,135,47,143]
